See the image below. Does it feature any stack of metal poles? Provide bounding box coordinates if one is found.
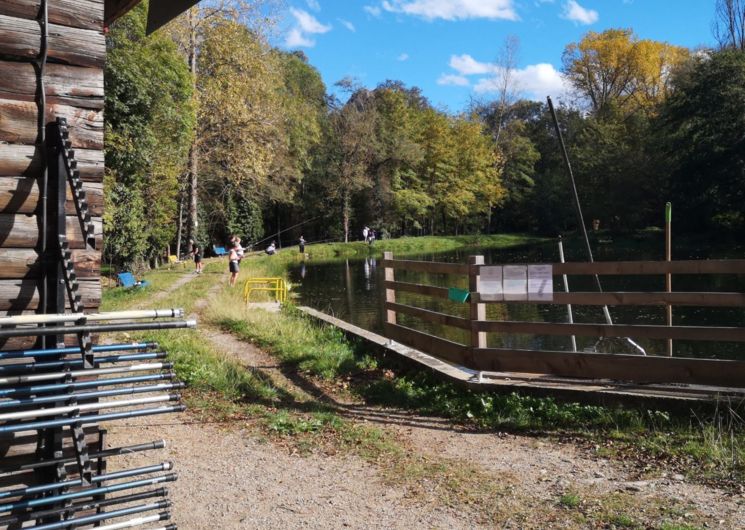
[0,308,194,528]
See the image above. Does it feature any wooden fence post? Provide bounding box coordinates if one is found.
[469,256,486,367]
[384,251,396,325]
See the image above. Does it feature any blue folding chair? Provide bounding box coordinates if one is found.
[212,246,228,257]
[117,272,149,289]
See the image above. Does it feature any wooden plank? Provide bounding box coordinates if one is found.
[384,322,469,365]
[384,251,396,325]
[0,144,103,181]
[469,256,486,351]
[0,61,104,109]
[475,320,745,342]
[0,248,100,279]
[380,258,470,275]
[473,291,745,307]
[512,260,745,276]
[0,176,103,216]
[0,14,105,68]
[472,347,745,387]
[0,99,103,149]
[0,278,101,311]
[0,0,104,31]
[0,214,102,248]
[384,280,450,300]
[105,0,141,26]
[386,302,471,330]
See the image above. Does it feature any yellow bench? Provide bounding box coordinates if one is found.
[243,277,287,304]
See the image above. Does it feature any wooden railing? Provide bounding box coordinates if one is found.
[381,252,745,389]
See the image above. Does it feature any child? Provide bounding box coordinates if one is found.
[228,242,240,287]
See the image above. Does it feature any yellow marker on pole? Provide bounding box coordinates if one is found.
[665,202,673,357]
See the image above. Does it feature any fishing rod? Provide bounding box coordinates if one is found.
[246,215,323,249]
[0,319,196,339]
[0,342,157,360]
[547,96,646,355]
[0,309,183,327]
[26,502,172,530]
[0,351,167,374]
[0,362,172,386]
[0,372,175,398]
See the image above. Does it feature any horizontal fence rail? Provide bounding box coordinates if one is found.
[381,251,745,389]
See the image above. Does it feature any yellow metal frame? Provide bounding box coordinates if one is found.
[243,277,288,304]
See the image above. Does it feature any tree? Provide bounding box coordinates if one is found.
[714,0,745,50]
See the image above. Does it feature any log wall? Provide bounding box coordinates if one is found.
[0,0,105,328]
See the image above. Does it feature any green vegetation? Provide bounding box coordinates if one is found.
[559,492,582,509]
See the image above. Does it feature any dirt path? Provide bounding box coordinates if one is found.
[106,279,745,529]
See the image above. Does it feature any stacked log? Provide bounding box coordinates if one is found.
[0,0,104,326]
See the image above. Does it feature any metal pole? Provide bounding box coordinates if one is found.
[558,236,577,352]
[0,309,184,327]
[0,342,156,360]
[0,352,166,374]
[665,202,673,356]
[0,383,183,410]
[95,514,173,530]
[0,393,180,421]
[0,404,185,434]
[27,502,171,530]
[0,362,172,386]
[0,319,196,339]
[0,372,174,398]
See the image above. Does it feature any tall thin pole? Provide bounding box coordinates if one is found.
[665,202,673,356]
[558,237,577,352]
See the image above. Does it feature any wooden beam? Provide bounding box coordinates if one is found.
[380,258,470,275]
[475,320,745,342]
[493,260,745,276]
[384,322,469,365]
[0,214,102,248]
[386,302,471,330]
[0,99,103,149]
[105,0,141,26]
[0,1,103,31]
[473,291,745,307]
[472,347,745,388]
[0,145,103,181]
[0,279,100,311]
[0,61,103,109]
[384,280,450,300]
[0,177,103,216]
[0,249,100,279]
[0,14,105,68]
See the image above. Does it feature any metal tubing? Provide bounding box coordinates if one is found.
[0,488,168,527]
[0,404,185,434]
[0,309,184,327]
[94,513,171,530]
[0,352,166,374]
[1,440,166,473]
[0,473,177,513]
[0,383,184,410]
[0,462,173,500]
[0,342,156,361]
[0,320,196,339]
[0,393,180,421]
[0,362,172,386]
[28,502,171,530]
[0,373,174,398]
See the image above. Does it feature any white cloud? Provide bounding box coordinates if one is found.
[339,19,356,31]
[561,1,598,25]
[438,74,470,86]
[364,5,382,16]
[285,8,332,48]
[398,53,410,61]
[306,0,321,11]
[475,63,570,100]
[449,54,495,75]
[381,0,518,21]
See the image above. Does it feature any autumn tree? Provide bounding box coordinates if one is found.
[714,0,745,50]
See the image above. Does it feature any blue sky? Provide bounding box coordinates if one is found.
[276,1,717,112]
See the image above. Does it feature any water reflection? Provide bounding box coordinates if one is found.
[288,236,745,360]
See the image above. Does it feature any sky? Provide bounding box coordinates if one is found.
[275,1,718,112]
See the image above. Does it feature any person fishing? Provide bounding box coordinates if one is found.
[228,242,240,287]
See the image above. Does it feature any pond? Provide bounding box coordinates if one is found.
[287,235,745,360]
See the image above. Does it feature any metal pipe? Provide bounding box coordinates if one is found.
[0,372,174,398]
[95,513,172,530]
[0,320,196,339]
[0,352,166,374]
[0,393,180,421]
[0,383,184,410]
[665,201,673,356]
[558,236,577,352]
[0,488,168,527]
[2,440,166,472]
[0,342,156,361]
[0,404,185,434]
[0,462,173,500]
[28,502,171,530]
[0,473,177,513]
[0,362,172,386]
[0,309,184,327]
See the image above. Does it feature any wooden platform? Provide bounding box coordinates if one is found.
[298,306,745,406]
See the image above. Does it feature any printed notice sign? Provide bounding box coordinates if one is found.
[479,266,503,301]
[503,265,528,301]
[528,264,554,301]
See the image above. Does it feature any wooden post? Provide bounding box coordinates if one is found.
[665,202,673,357]
[384,251,396,325]
[469,256,486,366]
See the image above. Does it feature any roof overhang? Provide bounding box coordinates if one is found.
[105,0,201,34]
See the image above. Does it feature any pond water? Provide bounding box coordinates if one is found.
[287,235,745,360]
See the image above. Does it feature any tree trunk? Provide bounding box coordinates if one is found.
[186,9,198,247]
[342,190,350,243]
[175,191,183,258]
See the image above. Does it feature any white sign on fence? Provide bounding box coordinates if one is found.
[479,266,503,301]
[503,265,528,301]
[528,264,554,301]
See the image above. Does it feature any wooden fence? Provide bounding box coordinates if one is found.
[381,252,745,389]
